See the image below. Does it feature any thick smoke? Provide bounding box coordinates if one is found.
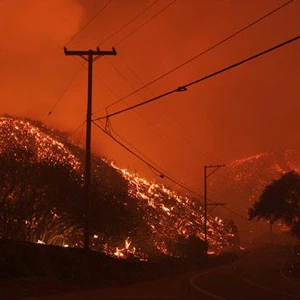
[0,0,83,124]
[0,1,299,245]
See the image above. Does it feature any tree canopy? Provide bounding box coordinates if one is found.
[0,147,142,248]
[248,171,300,239]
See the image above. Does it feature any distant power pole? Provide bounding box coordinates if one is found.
[64,47,117,250]
[204,164,225,255]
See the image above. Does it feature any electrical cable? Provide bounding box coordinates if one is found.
[65,0,114,46]
[106,0,295,109]
[44,65,84,122]
[111,54,221,163]
[92,120,205,199]
[103,119,184,182]
[95,55,219,165]
[93,72,121,100]
[92,120,249,220]
[101,57,209,160]
[70,120,86,136]
[68,57,120,106]
[68,120,86,145]
[223,206,248,220]
[93,35,300,121]
[93,0,174,65]
[101,58,178,142]
[57,6,119,120]
[98,0,161,46]
[77,122,86,145]
[104,58,137,90]
[113,0,176,47]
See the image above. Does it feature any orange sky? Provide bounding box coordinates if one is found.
[0,0,300,196]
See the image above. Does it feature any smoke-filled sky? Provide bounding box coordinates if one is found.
[0,0,299,195]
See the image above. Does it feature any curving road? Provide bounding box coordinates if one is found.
[26,245,300,299]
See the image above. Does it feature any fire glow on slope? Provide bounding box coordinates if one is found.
[210,151,300,207]
[0,117,81,171]
[208,151,300,241]
[110,163,235,256]
[0,116,235,258]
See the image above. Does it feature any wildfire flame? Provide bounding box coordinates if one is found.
[110,162,235,257]
[0,116,236,259]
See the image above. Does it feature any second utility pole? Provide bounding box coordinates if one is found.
[204,164,225,255]
[64,47,117,250]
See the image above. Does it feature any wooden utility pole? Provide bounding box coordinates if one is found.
[64,47,117,249]
[204,164,225,255]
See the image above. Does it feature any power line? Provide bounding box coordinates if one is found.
[93,35,300,121]
[44,0,113,122]
[44,65,84,122]
[93,0,175,64]
[114,54,222,163]
[65,0,114,46]
[67,54,121,107]
[102,59,179,137]
[117,54,146,86]
[96,54,220,165]
[70,120,86,136]
[93,71,121,100]
[102,58,196,154]
[92,120,247,220]
[223,206,248,220]
[77,122,86,146]
[98,0,161,46]
[102,58,175,138]
[103,55,222,164]
[104,57,137,90]
[113,0,175,48]
[101,119,185,183]
[106,119,172,177]
[71,57,122,105]
[92,120,205,199]
[106,0,295,109]
[68,120,86,145]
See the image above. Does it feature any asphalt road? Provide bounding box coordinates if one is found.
[26,245,300,299]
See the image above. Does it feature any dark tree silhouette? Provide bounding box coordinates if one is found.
[167,235,206,260]
[248,171,300,239]
[0,146,142,248]
[225,220,240,248]
[0,148,84,243]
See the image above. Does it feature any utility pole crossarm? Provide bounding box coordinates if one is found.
[205,164,226,168]
[64,47,117,57]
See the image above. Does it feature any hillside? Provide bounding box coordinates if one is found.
[210,151,300,241]
[0,116,235,258]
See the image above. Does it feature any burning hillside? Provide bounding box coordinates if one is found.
[0,116,81,170]
[111,164,236,255]
[0,116,235,258]
[210,151,300,241]
[210,151,300,211]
